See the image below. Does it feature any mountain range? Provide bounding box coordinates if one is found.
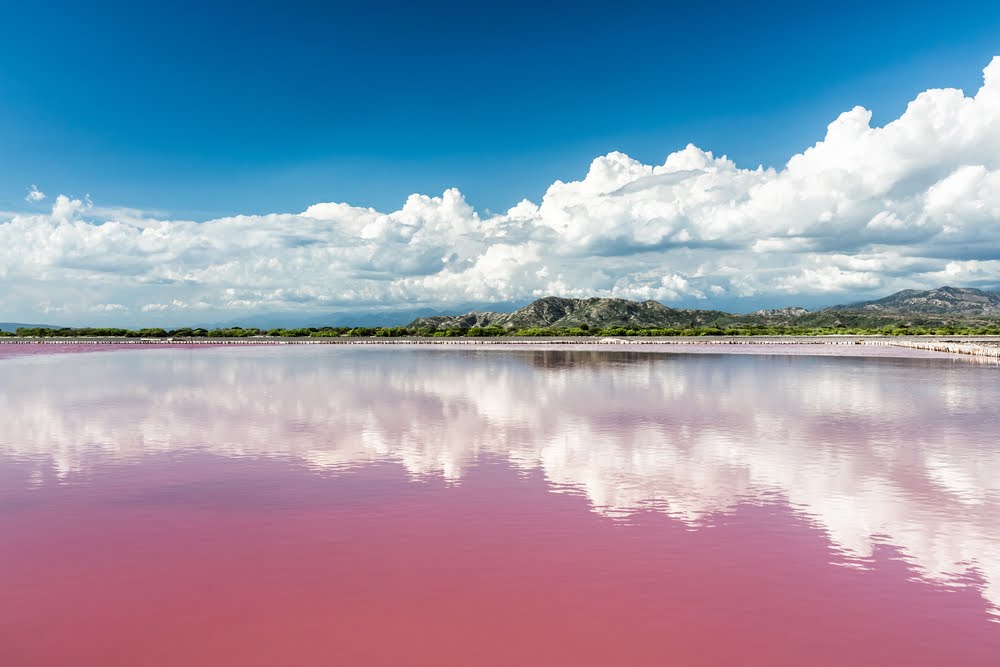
[829,286,1000,316]
[409,287,1000,331]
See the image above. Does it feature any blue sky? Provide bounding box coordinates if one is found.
[3,1,1000,325]
[4,0,1000,217]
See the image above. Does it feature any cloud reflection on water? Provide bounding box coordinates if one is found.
[1,346,998,615]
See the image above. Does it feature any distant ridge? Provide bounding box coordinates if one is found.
[409,287,1000,331]
[830,286,1000,316]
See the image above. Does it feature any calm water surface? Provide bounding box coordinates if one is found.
[1,345,998,666]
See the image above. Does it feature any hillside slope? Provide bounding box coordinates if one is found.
[409,287,1000,331]
[411,296,792,330]
[830,286,1000,316]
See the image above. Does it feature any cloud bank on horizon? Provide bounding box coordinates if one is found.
[5,58,1000,323]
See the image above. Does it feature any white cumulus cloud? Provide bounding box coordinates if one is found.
[4,58,1000,322]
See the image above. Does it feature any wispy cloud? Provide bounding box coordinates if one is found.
[24,185,46,203]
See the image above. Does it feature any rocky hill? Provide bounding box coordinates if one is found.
[752,307,810,318]
[410,296,746,330]
[830,286,1000,316]
[409,287,1000,331]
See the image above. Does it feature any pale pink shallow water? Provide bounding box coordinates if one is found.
[1,344,998,666]
[0,342,221,358]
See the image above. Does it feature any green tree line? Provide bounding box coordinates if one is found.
[4,322,1000,338]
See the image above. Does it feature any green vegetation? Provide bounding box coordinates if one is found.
[7,289,999,341]
[6,322,1000,339]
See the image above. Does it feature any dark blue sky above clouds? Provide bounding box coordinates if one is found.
[3,0,1000,217]
[3,0,1000,324]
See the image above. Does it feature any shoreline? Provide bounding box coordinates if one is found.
[2,335,1000,361]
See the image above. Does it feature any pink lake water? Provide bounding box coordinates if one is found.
[1,344,998,666]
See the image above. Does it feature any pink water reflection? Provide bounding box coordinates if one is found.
[0,342,220,358]
[1,345,998,665]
